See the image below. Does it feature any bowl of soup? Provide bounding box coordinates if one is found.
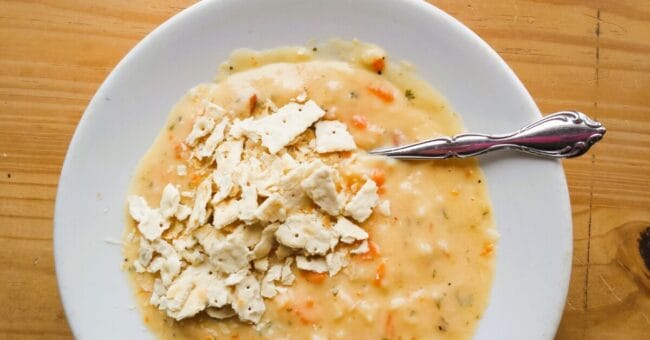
[54,0,572,339]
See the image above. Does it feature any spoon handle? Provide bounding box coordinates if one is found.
[369,111,606,159]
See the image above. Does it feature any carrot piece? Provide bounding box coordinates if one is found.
[351,114,368,129]
[374,260,387,286]
[481,243,494,257]
[360,240,381,260]
[367,86,394,103]
[249,94,257,114]
[374,264,385,285]
[384,312,395,339]
[294,298,319,324]
[371,58,385,73]
[301,270,328,284]
[370,168,386,186]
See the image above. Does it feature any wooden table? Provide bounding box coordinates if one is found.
[1,0,648,338]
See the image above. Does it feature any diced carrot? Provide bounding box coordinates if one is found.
[384,312,395,339]
[377,186,386,196]
[481,243,494,257]
[360,240,381,260]
[367,86,394,103]
[301,270,328,284]
[370,168,386,186]
[351,114,368,129]
[371,57,385,73]
[294,298,319,324]
[249,94,257,114]
[374,260,387,286]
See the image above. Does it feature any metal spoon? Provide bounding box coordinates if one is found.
[369,111,605,159]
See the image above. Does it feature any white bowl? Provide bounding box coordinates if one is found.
[54,0,572,338]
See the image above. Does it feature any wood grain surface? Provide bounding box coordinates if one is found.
[1,0,648,338]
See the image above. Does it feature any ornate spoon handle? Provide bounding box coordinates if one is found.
[369,111,606,159]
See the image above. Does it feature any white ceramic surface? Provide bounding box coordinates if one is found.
[54,0,572,339]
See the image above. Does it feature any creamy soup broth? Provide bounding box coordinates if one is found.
[124,41,497,339]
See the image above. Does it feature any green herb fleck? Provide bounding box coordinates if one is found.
[405,89,416,100]
[349,91,358,99]
[482,209,490,216]
[312,47,318,52]
[432,269,437,279]
[168,123,175,131]
[442,209,449,220]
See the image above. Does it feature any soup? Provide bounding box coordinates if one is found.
[123,40,497,339]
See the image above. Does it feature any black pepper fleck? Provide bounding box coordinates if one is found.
[6,173,10,179]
